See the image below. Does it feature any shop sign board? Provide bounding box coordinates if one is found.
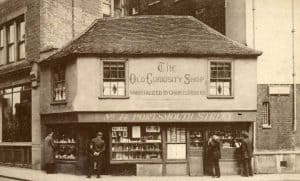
[269,85,290,95]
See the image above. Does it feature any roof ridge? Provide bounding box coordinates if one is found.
[95,15,194,21]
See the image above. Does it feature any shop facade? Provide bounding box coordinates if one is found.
[42,112,254,175]
[39,16,261,175]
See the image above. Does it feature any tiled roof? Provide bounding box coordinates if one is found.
[43,15,262,62]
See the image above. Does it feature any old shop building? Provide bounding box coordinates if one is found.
[40,15,261,176]
[0,0,126,169]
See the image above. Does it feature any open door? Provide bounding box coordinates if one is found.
[188,128,205,176]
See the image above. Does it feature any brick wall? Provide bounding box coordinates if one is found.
[40,0,101,52]
[0,0,25,23]
[256,84,296,150]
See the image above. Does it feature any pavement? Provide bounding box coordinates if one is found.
[1,166,300,181]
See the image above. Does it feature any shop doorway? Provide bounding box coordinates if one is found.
[188,128,205,176]
[86,124,110,175]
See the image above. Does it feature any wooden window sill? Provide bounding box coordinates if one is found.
[51,101,67,105]
[262,124,271,129]
[98,96,129,99]
[207,96,234,99]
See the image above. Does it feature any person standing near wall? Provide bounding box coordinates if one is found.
[87,131,105,178]
[240,132,253,177]
[210,135,221,178]
[44,131,56,173]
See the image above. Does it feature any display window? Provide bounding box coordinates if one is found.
[166,127,186,160]
[207,125,247,148]
[111,125,162,161]
[49,125,78,160]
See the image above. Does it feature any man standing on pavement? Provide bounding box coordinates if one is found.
[87,131,105,178]
[240,131,253,177]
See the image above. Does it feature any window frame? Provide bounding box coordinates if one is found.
[51,64,67,104]
[99,58,129,99]
[0,15,25,65]
[262,102,271,128]
[0,26,5,65]
[0,84,32,142]
[207,59,234,99]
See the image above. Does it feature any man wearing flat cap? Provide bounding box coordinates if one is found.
[240,131,253,177]
[87,131,105,178]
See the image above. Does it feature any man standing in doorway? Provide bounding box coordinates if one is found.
[87,131,105,178]
[240,131,253,177]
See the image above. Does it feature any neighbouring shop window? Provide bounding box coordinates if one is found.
[49,125,78,160]
[52,65,66,102]
[209,61,232,96]
[0,84,31,142]
[0,27,4,65]
[262,102,271,128]
[111,125,162,161]
[167,127,186,160]
[102,61,126,97]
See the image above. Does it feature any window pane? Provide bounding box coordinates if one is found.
[19,42,25,59]
[1,85,31,142]
[103,81,111,96]
[18,21,25,41]
[8,45,15,62]
[0,28,4,47]
[8,24,15,44]
[0,49,4,65]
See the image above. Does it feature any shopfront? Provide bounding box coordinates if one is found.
[42,111,254,176]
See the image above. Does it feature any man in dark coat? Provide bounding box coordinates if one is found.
[44,131,56,173]
[209,135,221,178]
[87,132,105,178]
[240,132,253,177]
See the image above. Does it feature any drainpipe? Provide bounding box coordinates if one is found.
[252,0,256,49]
[252,0,257,172]
[292,0,297,132]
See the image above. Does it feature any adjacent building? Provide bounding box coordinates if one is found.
[39,15,261,175]
[126,0,300,174]
[0,0,125,170]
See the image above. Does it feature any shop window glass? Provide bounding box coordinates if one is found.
[52,65,66,102]
[167,127,186,159]
[209,61,232,96]
[262,102,271,128]
[1,84,31,142]
[111,126,162,161]
[49,125,78,160]
[0,27,4,65]
[102,61,126,97]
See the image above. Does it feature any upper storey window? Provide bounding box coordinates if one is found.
[0,15,25,65]
[52,65,66,102]
[209,61,233,97]
[100,60,128,98]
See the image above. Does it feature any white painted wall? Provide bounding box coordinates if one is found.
[73,57,257,112]
[226,0,300,84]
